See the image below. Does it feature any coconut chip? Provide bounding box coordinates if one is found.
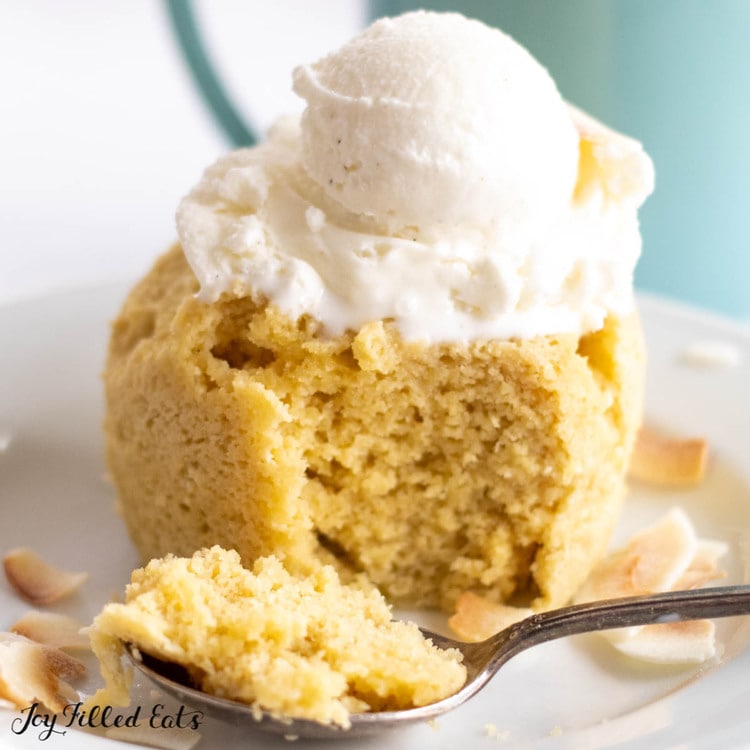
[3,547,88,605]
[680,340,742,369]
[575,508,698,605]
[614,619,717,664]
[629,426,708,487]
[574,508,727,661]
[0,632,85,712]
[674,540,729,591]
[449,592,532,642]
[11,612,91,651]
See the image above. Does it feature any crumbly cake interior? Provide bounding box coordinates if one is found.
[89,547,466,728]
[105,245,644,611]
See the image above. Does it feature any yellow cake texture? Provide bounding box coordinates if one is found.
[88,546,466,728]
[104,246,645,612]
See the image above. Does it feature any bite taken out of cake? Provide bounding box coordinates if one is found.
[104,11,653,612]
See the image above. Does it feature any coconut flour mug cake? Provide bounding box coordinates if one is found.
[103,11,652,612]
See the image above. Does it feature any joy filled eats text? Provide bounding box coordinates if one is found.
[10,700,204,741]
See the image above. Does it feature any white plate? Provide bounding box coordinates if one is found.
[1,285,749,750]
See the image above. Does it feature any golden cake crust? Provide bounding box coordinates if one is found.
[105,245,645,610]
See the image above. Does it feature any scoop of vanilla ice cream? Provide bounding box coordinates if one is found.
[177,11,654,343]
[292,11,579,239]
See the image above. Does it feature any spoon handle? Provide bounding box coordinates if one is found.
[486,584,750,665]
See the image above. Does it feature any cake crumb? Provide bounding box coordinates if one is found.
[549,724,563,736]
[485,722,511,741]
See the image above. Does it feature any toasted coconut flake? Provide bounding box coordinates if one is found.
[105,725,202,750]
[614,620,716,664]
[690,540,730,574]
[41,647,86,682]
[575,508,697,606]
[3,547,88,605]
[449,592,532,642]
[680,340,742,369]
[574,509,727,661]
[629,426,708,487]
[11,612,91,651]
[675,567,727,591]
[628,510,698,592]
[675,540,729,590]
[0,632,85,712]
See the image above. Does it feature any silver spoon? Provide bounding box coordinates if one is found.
[126,584,750,739]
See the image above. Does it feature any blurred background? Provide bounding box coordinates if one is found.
[2,0,749,320]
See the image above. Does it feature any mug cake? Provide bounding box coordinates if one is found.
[104,10,652,611]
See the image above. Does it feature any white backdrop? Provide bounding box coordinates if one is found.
[0,1,366,304]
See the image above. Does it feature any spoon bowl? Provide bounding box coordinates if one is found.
[126,584,750,739]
